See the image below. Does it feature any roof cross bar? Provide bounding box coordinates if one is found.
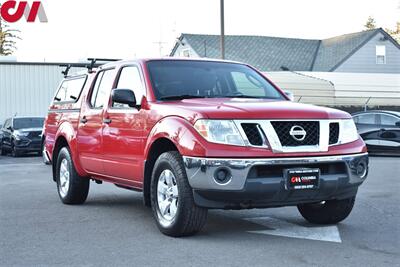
[59,63,96,77]
[59,58,121,77]
[87,58,121,72]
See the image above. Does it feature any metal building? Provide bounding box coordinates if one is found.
[265,71,400,107]
[0,61,82,124]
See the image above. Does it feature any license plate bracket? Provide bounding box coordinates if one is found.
[285,168,320,190]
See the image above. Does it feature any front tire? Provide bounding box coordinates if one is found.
[56,147,89,204]
[150,151,208,237]
[11,144,20,157]
[297,196,356,224]
[0,143,6,156]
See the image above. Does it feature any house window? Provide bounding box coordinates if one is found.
[376,45,386,64]
[181,49,191,57]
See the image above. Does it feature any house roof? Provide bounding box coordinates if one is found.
[170,28,398,71]
[172,34,320,71]
[312,29,378,71]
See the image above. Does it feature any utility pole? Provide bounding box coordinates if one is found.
[153,40,167,57]
[220,0,225,59]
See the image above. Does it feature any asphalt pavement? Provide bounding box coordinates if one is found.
[0,155,399,267]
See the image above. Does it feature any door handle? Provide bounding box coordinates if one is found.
[103,118,112,124]
[80,117,88,124]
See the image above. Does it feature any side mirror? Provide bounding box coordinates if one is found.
[7,126,13,131]
[111,89,137,108]
[284,91,294,101]
[395,121,400,127]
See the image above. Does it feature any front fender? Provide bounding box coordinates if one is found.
[144,116,207,159]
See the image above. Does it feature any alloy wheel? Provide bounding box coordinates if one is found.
[59,158,70,198]
[156,169,179,227]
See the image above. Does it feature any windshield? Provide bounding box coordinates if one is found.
[13,118,44,130]
[147,60,284,101]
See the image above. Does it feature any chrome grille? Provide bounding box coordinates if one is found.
[270,121,319,146]
[234,119,342,153]
[27,131,42,139]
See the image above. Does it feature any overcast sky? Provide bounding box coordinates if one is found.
[10,0,400,62]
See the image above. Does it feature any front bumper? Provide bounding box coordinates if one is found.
[183,153,368,209]
[15,138,41,152]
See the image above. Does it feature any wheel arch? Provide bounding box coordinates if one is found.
[51,121,86,181]
[143,137,179,207]
[52,135,69,181]
[142,116,208,207]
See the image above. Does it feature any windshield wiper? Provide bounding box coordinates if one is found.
[159,95,205,100]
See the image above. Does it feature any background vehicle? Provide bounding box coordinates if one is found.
[43,58,368,237]
[353,110,400,156]
[0,117,45,157]
[0,124,2,151]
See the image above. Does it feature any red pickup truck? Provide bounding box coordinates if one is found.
[43,58,368,237]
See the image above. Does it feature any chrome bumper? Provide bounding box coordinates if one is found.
[183,153,368,191]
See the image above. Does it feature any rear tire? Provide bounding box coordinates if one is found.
[56,147,89,204]
[150,151,208,237]
[297,196,356,224]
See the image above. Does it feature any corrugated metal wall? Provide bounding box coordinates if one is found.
[0,64,82,124]
[265,72,335,105]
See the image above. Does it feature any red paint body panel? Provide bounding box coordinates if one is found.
[76,105,104,174]
[102,108,146,186]
[44,58,367,190]
[147,99,350,120]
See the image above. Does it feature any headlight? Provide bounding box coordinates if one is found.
[339,119,359,144]
[14,131,29,139]
[194,120,245,146]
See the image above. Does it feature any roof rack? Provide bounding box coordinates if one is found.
[60,58,121,77]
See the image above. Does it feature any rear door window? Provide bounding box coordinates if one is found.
[54,76,87,103]
[379,114,398,126]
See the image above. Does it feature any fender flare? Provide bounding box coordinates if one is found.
[53,121,86,177]
[142,116,207,207]
[144,116,207,160]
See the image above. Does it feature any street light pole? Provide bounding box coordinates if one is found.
[220,0,225,59]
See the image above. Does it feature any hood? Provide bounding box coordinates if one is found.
[16,127,43,133]
[153,98,350,123]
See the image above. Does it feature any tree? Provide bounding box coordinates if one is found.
[385,22,400,44]
[364,16,377,30]
[0,4,21,56]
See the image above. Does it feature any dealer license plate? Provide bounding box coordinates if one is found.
[286,168,320,190]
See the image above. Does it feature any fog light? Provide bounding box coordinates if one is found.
[214,168,232,185]
[356,161,368,178]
